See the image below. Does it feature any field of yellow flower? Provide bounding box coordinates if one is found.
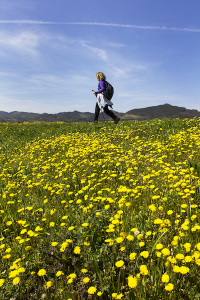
[0,118,200,300]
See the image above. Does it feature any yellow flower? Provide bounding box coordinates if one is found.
[68,226,75,231]
[179,266,189,274]
[18,267,25,273]
[82,223,89,227]
[83,277,90,284]
[185,256,193,263]
[51,242,58,247]
[128,275,137,288]
[45,281,53,288]
[140,265,148,275]
[165,283,174,291]
[67,278,73,284]
[0,279,5,287]
[162,273,169,283]
[156,243,163,250]
[149,204,156,212]
[50,222,55,227]
[68,273,76,279]
[13,277,20,285]
[115,260,124,268]
[88,286,97,294]
[139,242,145,247]
[74,246,81,254]
[129,253,136,260]
[115,237,124,243]
[173,265,180,273]
[161,248,170,256]
[38,269,46,276]
[126,235,134,241]
[56,271,64,277]
[97,291,103,296]
[137,234,143,240]
[196,243,200,251]
[25,246,31,251]
[175,253,184,260]
[81,269,88,273]
[154,219,163,224]
[140,251,149,258]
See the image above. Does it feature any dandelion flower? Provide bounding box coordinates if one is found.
[45,281,53,288]
[83,277,90,284]
[161,248,170,256]
[162,273,169,283]
[179,266,189,274]
[51,242,58,247]
[173,265,180,273]
[115,260,124,268]
[156,243,163,250]
[82,223,89,227]
[116,237,124,243]
[165,283,174,291]
[128,275,137,288]
[13,277,20,285]
[81,269,88,273]
[74,246,81,254]
[56,271,64,277]
[175,253,184,260]
[140,265,148,275]
[126,235,134,241]
[129,253,136,260]
[0,279,5,287]
[88,286,97,294]
[140,251,149,258]
[38,269,46,276]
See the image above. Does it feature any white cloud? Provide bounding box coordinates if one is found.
[0,30,39,55]
[79,40,107,61]
[0,20,200,32]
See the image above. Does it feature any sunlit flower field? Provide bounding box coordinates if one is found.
[0,118,200,300]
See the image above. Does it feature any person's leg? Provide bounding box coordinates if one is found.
[94,102,100,122]
[104,105,120,123]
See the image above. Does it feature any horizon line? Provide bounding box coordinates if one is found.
[0,20,200,32]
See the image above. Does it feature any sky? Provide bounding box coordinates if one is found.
[0,0,200,114]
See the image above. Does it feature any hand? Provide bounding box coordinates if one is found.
[93,91,96,95]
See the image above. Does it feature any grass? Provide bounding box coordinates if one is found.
[0,118,200,299]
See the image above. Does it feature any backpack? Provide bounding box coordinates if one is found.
[104,81,114,100]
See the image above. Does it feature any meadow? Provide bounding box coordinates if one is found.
[0,118,200,300]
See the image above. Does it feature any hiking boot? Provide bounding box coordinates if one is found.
[114,117,120,124]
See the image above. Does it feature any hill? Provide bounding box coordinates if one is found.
[0,104,199,123]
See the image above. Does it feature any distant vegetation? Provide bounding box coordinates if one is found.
[0,118,200,299]
[0,104,199,123]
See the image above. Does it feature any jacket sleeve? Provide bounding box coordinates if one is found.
[96,80,106,94]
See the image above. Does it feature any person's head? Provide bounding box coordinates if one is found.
[96,72,106,81]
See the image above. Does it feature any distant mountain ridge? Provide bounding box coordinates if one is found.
[0,104,200,123]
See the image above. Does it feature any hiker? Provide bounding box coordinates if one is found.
[93,72,120,124]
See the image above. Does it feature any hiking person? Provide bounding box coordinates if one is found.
[93,72,120,124]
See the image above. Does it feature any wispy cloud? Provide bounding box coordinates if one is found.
[79,40,107,61]
[0,30,39,55]
[0,20,200,32]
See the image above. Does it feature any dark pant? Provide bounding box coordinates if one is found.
[94,103,117,122]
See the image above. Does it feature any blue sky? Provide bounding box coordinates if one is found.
[0,0,200,113]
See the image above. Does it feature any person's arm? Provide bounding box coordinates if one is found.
[96,80,106,94]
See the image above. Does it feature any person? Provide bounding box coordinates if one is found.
[93,72,120,124]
